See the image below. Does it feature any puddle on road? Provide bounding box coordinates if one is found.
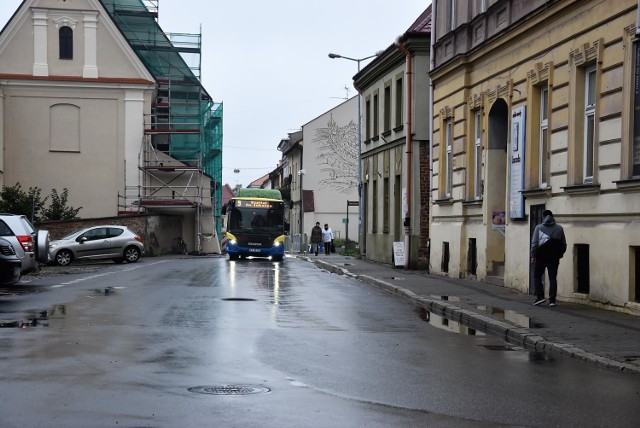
[0,304,67,328]
[476,305,544,329]
[416,307,486,336]
[434,295,464,302]
[429,297,543,329]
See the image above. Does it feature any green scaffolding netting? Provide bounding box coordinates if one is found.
[100,0,223,231]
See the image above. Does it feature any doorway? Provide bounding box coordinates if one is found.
[485,98,509,279]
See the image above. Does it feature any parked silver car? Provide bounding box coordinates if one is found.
[48,225,144,266]
[0,214,49,274]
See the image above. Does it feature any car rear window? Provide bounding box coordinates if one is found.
[18,217,35,233]
[108,228,124,237]
[0,221,14,236]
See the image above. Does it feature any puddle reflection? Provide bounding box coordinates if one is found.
[476,305,543,328]
[0,304,66,328]
[416,307,485,336]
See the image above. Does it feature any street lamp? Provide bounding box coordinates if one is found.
[328,52,378,254]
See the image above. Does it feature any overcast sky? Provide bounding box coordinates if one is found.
[0,0,431,187]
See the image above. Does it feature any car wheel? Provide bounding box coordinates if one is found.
[229,253,239,260]
[55,249,73,266]
[124,246,141,263]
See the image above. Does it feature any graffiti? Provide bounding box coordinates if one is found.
[313,114,358,193]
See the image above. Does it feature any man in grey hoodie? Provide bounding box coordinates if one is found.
[531,210,567,307]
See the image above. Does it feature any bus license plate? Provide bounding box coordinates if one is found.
[248,248,260,252]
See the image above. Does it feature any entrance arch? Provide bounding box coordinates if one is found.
[485,98,509,283]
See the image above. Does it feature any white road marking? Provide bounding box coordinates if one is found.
[47,260,170,288]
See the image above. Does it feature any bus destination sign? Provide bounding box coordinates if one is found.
[236,200,280,209]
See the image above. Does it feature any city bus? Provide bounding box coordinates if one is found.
[224,188,285,261]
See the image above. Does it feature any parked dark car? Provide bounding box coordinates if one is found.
[0,237,22,285]
[48,225,144,266]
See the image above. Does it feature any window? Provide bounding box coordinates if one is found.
[394,175,402,239]
[373,92,379,139]
[539,87,549,187]
[59,26,73,59]
[583,66,596,183]
[445,119,453,197]
[473,110,482,199]
[395,77,403,129]
[365,98,371,141]
[568,41,601,186]
[383,84,391,133]
[449,0,457,31]
[383,177,390,233]
[372,179,378,233]
[633,42,640,177]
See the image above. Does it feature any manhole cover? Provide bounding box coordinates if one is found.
[188,385,270,395]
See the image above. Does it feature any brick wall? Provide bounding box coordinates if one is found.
[417,142,430,270]
[37,214,183,256]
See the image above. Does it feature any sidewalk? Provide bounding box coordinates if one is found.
[298,253,640,375]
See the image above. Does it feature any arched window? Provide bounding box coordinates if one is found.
[59,26,73,59]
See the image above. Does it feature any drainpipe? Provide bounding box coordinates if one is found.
[429,2,437,273]
[637,0,640,35]
[395,38,412,269]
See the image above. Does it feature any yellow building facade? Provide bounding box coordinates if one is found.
[430,0,640,314]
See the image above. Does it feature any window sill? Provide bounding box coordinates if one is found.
[364,138,372,145]
[521,186,552,198]
[434,197,453,206]
[393,125,404,133]
[462,199,483,207]
[561,183,600,196]
[372,136,380,142]
[382,130,392,138]
[613,178,640,192]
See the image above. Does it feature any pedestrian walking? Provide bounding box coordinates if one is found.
[322,223,334,256]
[310,222,322,256]
[530,210,567,307]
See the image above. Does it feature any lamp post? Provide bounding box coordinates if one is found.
[328,52,377,253]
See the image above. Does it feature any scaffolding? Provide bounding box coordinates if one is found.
[102,0,223,252]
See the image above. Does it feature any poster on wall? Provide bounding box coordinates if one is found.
[510,106,526,219]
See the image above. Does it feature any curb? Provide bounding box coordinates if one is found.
[307,256,640,375]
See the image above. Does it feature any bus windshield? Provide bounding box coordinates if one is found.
[228,200,284,233]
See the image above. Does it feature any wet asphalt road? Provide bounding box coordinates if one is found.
[1,256,639,427]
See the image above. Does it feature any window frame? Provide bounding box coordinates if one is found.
[383,83,391,133]
[473,110,483,199]
[583,66,596,183]
[373,91,380,139]
[445,119,453,198]
[539,86,550,188]
[365,96,371,141]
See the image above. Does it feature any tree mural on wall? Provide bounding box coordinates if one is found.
[314,114,358,193]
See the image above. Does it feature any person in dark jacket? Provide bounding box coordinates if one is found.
[530,210,567,307]
[310,222,322,256]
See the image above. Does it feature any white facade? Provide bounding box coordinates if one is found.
[301,97,359,242]
[0,0,155,217]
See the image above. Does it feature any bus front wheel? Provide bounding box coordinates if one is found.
[229,253,239,260]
